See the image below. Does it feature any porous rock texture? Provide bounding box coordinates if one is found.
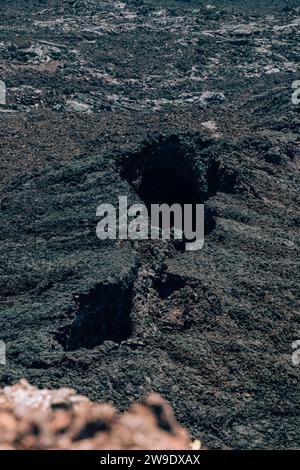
[0,380,191,450]
[0,0,299,450]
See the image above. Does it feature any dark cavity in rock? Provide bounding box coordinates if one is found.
[56,280,134,350]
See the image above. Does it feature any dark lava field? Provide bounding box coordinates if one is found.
[0,0,300,449]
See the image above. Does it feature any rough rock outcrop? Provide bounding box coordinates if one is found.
[0,380,192,450]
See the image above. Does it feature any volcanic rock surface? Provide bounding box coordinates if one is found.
[0,0,299,450]
[0,380,191,450]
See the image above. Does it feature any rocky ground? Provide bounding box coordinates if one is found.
[0,380,192,449]
[0,0,299,449]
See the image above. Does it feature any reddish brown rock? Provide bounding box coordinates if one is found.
[0,380,192,450]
